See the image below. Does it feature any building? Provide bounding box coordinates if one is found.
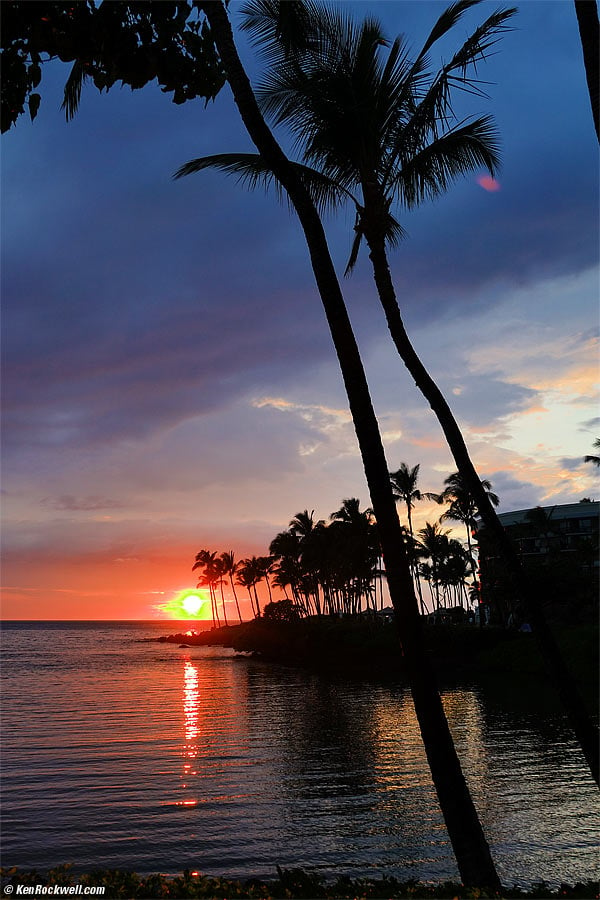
[475,500,599,624]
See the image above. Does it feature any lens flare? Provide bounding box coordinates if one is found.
[476,174,501,192]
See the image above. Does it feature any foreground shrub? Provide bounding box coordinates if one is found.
[1,865,597,899]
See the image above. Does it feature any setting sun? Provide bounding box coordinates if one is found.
[157,590,211,620]
[182,594,203,616]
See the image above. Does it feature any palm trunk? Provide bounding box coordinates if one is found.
[574,0,599,141]
[253,582,261,617]
[407,505,426,616]
[219,577,229,626]
[201,2,501,886]
[229,576,243,623]
[364,225,599,787]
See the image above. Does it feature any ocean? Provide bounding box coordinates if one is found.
[1,620,598,887]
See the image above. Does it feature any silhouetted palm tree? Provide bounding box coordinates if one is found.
[179,1,513,880]
[438,471,499,583]
[220,550,243,623]
[237,556,266,617]
[192,549,221,626]
[390,463,437,613]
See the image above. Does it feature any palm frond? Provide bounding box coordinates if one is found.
[444,7,517,82]
[419,0,482,58]
[240,0,318,65]
[344,215,364,276]
[61,59,88,121]
[173,152,353,214]
[392,116,500,208]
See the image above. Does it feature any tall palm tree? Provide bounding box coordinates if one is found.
[192,548,221,626]
[231,0,598,785]
[182,2,507,883]
[438,471,499,584]
[220,550,244,623]
[237,556,266,617]
[330,498,379,614]
[417,522,452,613]
[390,463,437,614]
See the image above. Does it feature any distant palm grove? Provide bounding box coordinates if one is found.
[192,464,497,625]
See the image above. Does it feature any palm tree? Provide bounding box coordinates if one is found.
[236,564,259,618]
[584,437,600,467]
[220,550,243,623]
[417,522,451,613]
[329,498,379,614]
[438,471,499,584]
[233,0,597,786]
[192,549,221,626]
[180,2,507,882]
[390,463,437,614]
[237,556,266,617]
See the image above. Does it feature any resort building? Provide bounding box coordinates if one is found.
[475,500,599,624]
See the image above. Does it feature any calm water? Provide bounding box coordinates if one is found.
[1,621,598,887]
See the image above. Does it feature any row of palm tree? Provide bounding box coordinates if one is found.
[192,549,272,624]
[193,468,497,623]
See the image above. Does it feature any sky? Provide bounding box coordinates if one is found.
[1,0,598,621]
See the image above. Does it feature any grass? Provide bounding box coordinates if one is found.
[1,866,598,899]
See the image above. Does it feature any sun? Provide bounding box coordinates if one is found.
[182,593,203,616]
[158,589,211,620]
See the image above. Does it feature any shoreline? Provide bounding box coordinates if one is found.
[1,866,597,899]
[149,618,598,693]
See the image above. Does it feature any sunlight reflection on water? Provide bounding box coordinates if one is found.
[1,622,598,887]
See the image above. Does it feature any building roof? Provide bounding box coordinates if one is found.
[477,500,599,529]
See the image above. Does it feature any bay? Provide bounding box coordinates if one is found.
[1,620,598,888]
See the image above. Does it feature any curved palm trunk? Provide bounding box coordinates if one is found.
[407,504,426,616]
[200,2,501,886]
[229,576,243,623]
[219,576,229,626]
[574,0,599,142]
[364,228,599,786]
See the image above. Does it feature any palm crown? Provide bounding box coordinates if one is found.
[240,0,513,270]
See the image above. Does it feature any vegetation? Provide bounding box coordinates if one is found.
[192,469,499,625]
[584,438,600,467]
[1,866,597,899]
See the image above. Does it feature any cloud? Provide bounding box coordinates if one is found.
[580,417,600,432]
[559,457,586,472]
[40,495,128,511]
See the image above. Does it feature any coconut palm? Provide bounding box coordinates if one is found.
[390,463,437,614]
[329,498,379,614]
[220,550,243,623]
[179,3,511,881]
[438,471,499,584]
[417,522,451,613]
[192,549,221,626]
[237,556,266,617]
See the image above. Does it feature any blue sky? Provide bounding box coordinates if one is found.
[1,0,598,619]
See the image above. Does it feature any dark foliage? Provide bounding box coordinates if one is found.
[1,865,598,898]
[0,1,225,133]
